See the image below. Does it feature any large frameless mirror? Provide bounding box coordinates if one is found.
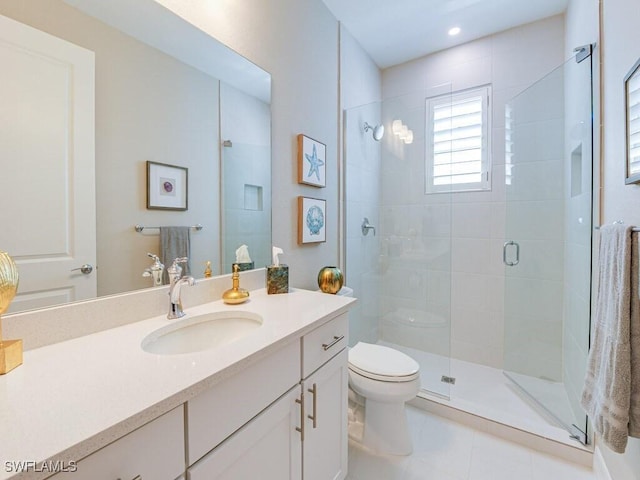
[0,0,271,314]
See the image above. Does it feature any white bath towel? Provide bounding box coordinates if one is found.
[581,224,640,453]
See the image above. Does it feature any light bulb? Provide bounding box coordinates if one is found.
[399,125,409,139]
[392,119,403,135]
[404,130,414,144]
[448,27,461,36]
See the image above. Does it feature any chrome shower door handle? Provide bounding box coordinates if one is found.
[503,241,520,266]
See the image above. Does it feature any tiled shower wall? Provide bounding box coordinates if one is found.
[380,15,566,369]
[221,83,272,274]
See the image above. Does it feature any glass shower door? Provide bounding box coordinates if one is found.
[343,85,453,400]
[379,85,453,399]
[503,48,593,443]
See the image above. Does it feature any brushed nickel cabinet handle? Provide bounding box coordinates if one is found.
[307,383,317,429]
[322,335,344,351]
[295,393,305,441]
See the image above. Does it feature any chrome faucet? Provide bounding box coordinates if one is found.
[142,252,164,286]
[167,257,195,319]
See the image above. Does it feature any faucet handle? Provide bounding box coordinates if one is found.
[167,257,188,279]
[168,257,188,270]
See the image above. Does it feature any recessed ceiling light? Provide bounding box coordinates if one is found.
[448,27,461,36]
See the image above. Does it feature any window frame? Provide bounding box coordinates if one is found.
[425,85,492,194]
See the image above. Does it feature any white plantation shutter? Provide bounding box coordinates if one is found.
[426,86,491,193]
[627,72,640,179]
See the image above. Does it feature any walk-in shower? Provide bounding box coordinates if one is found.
[344,45,594,445]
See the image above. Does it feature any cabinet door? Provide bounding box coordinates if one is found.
[303,348,348,480]
[188,386,302,480]
[49,406,185,480]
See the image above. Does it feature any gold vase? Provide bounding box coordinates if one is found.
[0,251,22,374]
[317,266,344,294]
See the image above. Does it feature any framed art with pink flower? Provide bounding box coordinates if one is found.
[146,161,188,211]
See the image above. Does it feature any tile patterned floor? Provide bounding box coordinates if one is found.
[346,405,596,480]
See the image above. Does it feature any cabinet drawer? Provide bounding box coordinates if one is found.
[52,406,185,480]
[187,339,300,465]
[302,313,348,379]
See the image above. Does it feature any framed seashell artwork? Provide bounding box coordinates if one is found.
[297,196,326,244]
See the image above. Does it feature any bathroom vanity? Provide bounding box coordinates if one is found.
[0,282,354,480]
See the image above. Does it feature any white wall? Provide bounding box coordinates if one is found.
[340,25,382,345]
[598,0,640,477]
[155,0,340,290]
[380,16,565,368]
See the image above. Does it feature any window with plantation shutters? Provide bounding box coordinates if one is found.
[626,68,640,181]
[425,85,491,193]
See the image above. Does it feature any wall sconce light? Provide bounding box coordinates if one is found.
[392,119,413,145]
[392,119,404,135]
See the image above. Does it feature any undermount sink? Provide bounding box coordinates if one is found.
[142,311,263,355]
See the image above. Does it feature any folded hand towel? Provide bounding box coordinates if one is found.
[581,224,640,453]
[160,226,191,285]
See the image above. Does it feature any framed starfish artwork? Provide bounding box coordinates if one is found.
[297,134,326,187]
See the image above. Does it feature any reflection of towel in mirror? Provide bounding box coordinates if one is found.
[160,226,191,285]
[581,224,640,453]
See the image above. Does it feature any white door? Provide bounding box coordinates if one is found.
[0,14,96,313]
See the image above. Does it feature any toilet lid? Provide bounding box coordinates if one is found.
[348,342,419,381]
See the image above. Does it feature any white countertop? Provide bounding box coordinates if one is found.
[0,288,355,480]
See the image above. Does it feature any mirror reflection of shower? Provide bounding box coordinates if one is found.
[364,121,384,141]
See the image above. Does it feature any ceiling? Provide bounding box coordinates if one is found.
[322,0,569,68]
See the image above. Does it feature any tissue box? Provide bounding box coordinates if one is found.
[232,262,255,272]
[267,265,289,294]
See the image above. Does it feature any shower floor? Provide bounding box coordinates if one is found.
[379,341,585,447]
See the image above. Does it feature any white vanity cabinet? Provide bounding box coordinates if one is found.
[301,315,349,480]
[302,349,349,480]
[186,340,301,465]
[186,313,349,480]
[49,406,185,480]
[188,386,302,479]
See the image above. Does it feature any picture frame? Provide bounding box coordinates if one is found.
[297,134,326,187]
[298,196,326,244]
[625,57,640,184]
[146,161,188,210]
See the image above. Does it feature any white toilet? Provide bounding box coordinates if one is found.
[348,342,420,455]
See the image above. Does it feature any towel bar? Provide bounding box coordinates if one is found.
[594,225,640,232]
[135,224,203,233]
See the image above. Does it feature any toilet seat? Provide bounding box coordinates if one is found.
[348,342,419,382]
